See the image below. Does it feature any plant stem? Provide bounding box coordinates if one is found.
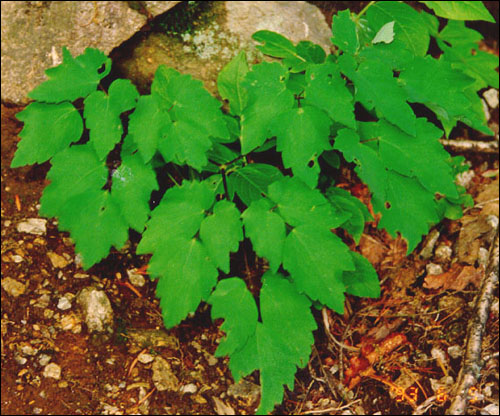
[356,1,376,21]
[221,167,230,200]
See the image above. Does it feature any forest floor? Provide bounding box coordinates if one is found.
[1,2,499,415]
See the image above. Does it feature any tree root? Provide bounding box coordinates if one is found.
[446,228,499,415]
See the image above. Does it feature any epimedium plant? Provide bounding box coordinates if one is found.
[10,1,498,414]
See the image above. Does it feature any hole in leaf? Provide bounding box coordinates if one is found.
[385,201,391,209]
[329,139,335,147]
[308,160,314,168]
[97,64,106,74]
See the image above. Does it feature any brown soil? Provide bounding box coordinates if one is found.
[1,2,499,415]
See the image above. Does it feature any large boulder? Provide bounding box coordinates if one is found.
[113,1,332,97]
[1,1,180,104]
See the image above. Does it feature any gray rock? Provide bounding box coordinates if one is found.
[116,1,331,97]
[483,88,499,109]
[151,356,179,392]
[1,277,26,297]
[1,1,181,104]
[16,218,47,236]
[426,263,443,276]
[76,287,114,334]
[43,362,61,379]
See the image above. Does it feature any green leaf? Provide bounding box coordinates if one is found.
[159,119,214,171]
[84,79,139,160]
[252,30,299,59]
[57,190,128,269]
[152,65,229,141]
[39,143,107,218]
[372,21,395,44]
[325,187,372,243]
[39,144,128,268]
[268,177,350,229]
[240,62,294,154]
[373,171,440,253]
[228,273,316,415]
[331,9,359,54]
[343,252,380,298]
[200,200,243,273]
[271,106,332,187]
[128,94,172,163]
[366,2,430,60]
[217,51,249,116]
[252,30,314,72]
[137,180,215,255]
[153,236,218,328]
[137,181,218,328]
[111,152,158,232]
[304,61,356,129]
[283,224,354,313]
[11,102,83,167]
[208,277,258,357]
[29,47,111,103]
[333,128,388,199]
[437,21,499,90]
[377,118,459,198]
[420,1,495,22]
[228,163,283,206]
[242,198,286,273]
[399,55,492,135]
[352,58,417,136]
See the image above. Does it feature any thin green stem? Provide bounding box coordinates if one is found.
[166,171,180,187]
[221,167,230,200]
[355,1,376,21]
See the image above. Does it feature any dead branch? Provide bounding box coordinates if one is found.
[440,139,499,154]
[446,228,499,415]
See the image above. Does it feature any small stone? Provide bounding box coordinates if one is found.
[57,296,72,310]
[152,356,179,392]
[1,277,26,297]
[127,269,146,287]
[60,314,82,333]
[456,170,475,188]
[33,294,51,308]
[14,355,27,365]
[206,354,218,366]
[138,352,155,364]
[76,287,114,334]
[47,251,70,269]
[43,309,54,319]
[74,273,89,279]
[11,255,23,263]
[43,363,61,380]
[426,263,443,276]
[180,383,198,394]
[33,408,43,414]
[16,218,47,235]
[228,379,260,404]
[483,88,499,109]
[435,245,453,262]
[39,354,52,366]
[21,344,37,356]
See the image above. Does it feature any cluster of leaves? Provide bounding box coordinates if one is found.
[11,1,497,414]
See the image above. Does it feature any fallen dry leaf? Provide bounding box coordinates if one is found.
[213,397,235,415]
[424,264,483,291]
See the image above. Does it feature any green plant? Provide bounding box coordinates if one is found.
[11,1,497,413]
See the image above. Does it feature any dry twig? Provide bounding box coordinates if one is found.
[446,228,499,415]
[440,138,499,154]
